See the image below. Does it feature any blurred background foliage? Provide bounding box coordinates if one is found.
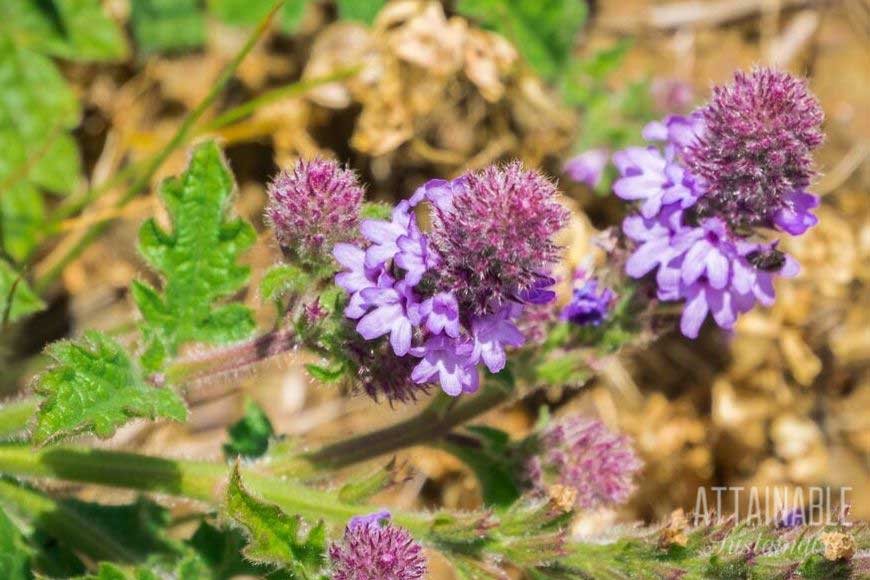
[0,0,867,562]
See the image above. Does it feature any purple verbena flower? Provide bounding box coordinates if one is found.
[334,243,381,319]
[470,303,525,373]
[361,202,414,269]
[430,162,568,314]
[417,292,460,338]
[613,146,697,219]
[266,158,363,261]
[564,148,609,188]
[409,176,467,213]
[560,278,615,327]
[356,279,420,356]
[528,418,643,510]
[686,68,824,230]
[410,336,479,396]
[329,512,426,580]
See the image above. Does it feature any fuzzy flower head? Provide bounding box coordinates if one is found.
[528,418,642,510]
[430,162,568,314]
[266,158,364,262]
[686,68,824,229]
[329,512,427,580]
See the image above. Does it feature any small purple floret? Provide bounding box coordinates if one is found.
[410,336,479,396]
[470,303,525,373]
[560,278,615,327]
[564,148,609,188]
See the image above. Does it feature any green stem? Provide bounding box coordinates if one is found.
[34,4,281,293]
[0,444,427,533]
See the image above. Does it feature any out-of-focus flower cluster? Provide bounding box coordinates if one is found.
[527,417,643,510]
[611,68,824,338]
[334,163,568,400]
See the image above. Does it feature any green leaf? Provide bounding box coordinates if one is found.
[32,330,187,444]
[224,466,328,577]
[260,264,309,303]
[209,0,310,32]
[456,0,587,81]
[0,506,31,580]
[133,141,256,371]
[336,0,385,24]
[130,0,207,54]
[0,260,44,323]
[338,459,397,504]
[0,33,80,259]
[442,427,522,507]
[223,398,275,460]
[0,0,127,61]
[188,521,268,579]
[76,554,209,580]
[304,362,345,383]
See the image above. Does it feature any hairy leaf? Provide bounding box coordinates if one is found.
[0,506,31,580]
[223,398,275,460]
[76,554,209,580]
[130,0,207,54]
[0,260,44,323]
[456,0,587,81]
[32,331,187,444]
[225,466,328,577]
[133,141,256,371]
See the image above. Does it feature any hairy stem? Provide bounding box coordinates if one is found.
[296,380,513,472]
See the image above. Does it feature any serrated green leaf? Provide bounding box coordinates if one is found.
[0,260,44,323]
[0,0,127,61]
[133,141,256,371]
[304,362,345,383]
[456,0,587,81]
[338,459,397,504]
[260,264,309,303]
[225,466,328,577]
[32,330,187,444]
[223,398,275,460]
[336,0,385,24]
[130,0,206,54]
[0,506,31,580]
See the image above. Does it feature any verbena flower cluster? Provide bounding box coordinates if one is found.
[266,158,364,262]
[527,418,642,510]
[329,511,427,580]
[334,163,568,399]
[613,68,823,338]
